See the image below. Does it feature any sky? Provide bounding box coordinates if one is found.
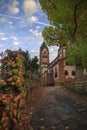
[0,0,58,62]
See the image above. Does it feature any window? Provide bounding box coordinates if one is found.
[43,55,47,61]
[55,67,58,78]
[65,70,68,75]
[44,50,46,54]
[55,72,58,78]
[43,56,47,58]
[72,71,75,76]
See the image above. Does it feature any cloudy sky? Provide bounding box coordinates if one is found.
[0,0,58,62]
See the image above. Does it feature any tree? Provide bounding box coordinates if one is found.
[39,0,87,44]
[66,42,87,79]
[42,26,68,46]
[19,48,32,72]
[39,0,87,80]
[19,49,39,73]
[31,56,38,72]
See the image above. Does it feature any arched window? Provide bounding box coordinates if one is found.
[65,70,68,75]
[44,50,46,54]
[72,70,75,76]
[55,67,58,78]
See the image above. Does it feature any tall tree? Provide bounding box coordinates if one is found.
[19,49,39,73]
[42,26,68,46]
[39,0,87,80]
[19,48,32,72]
[39,0,87,44]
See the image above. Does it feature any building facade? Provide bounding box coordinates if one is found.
[40,42,76,86]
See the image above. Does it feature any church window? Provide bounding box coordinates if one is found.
[55,67,58,78]
[43,56,47,58]
[43,55,48,61]
[55,72,57,78]
[44,50,46,54]
[72,70,75,76]
[65,70,68,75]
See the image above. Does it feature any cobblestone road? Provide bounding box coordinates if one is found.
[30,86,87,130]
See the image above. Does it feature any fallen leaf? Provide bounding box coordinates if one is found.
[40,126,45,129]
[29,112,33,115]
[65,126,69,129]
[40,118,44,121]
[77,108,86,112]
[51,125,56,129]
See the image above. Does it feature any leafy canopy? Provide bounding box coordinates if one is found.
[39,0,87,43]
[39,0,87,67]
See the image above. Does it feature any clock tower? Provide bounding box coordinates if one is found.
[40,42,49,74]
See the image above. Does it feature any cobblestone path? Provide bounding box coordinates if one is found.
[30,86,87,130]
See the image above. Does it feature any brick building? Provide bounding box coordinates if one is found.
[40,42,76,86]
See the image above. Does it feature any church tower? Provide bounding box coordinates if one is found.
[40,42,49,74]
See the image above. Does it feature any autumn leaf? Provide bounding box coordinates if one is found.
[13,109,17,117]
[40,118,44,121]
[77,108,86,112]
[40,126,45,129]
[51,125,56,129]
[65,126,69,129]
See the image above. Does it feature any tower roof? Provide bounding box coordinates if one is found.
[40,42,49,52]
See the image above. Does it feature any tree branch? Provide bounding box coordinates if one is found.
[73,0,83,44]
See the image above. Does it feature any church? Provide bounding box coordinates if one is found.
[40,42,76,86]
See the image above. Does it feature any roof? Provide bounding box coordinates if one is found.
[40,42,49,53]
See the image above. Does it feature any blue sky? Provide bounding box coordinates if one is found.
[0,0,58,62]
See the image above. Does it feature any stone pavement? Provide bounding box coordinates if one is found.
[30,86,87,130]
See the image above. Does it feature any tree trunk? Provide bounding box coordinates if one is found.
[75,65,83,80]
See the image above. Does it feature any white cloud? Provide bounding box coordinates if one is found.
[49,48,54,52]
[36,21,51,26]
[30,49,39,58]
[49,46,58,62]
[0,17,7,23]
[11,36,17,40]
[1,37,9,41]
[0,32,5,35]
[8,21,13,25]
[29,29,33,32]
[8,7,19,15]
[29,29,42,39]
[0,44,4,48]
[23,0,37,16]
[19,20,27,28]
[8,0,19,15]
[28,16,38,24]
[13,41,19,46]
[33,30,42,38]
[27,36,34,42]
[36,26,41,29]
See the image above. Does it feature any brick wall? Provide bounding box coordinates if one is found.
[58,58,65,82]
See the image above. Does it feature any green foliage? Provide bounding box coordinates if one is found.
[6,105,10,111]
[31,56,38,72]
[66,42,87,67]
[19,48,39,73]
[42,26,68,46]
[39,0,87,68]
[39,0,87,42]
[19,48,31,72]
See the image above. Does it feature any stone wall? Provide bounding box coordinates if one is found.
[64,81,87,95]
